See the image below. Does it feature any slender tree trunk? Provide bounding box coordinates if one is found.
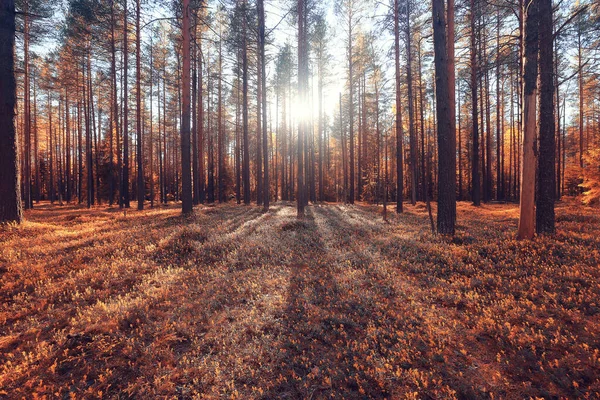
[555,39,561,199]
[297,0,306,216]
[181,0,193,214]
[517,0,539,240]
[236,53,241,204]
[50,92,56,204]
[122,0,130,208]
[433,0,456,234]
[218,31,226,203]
[470,0,480,206]
[458,83,463,200]
[92,72,102,205]
[535,0,554,234]
[77,89,83,204]
[256,39,263,205]
[192,19,199,205]
[65,89,71,202]
[484,28,492,202]
[495,9,502,200]
[33,70,39,204]
[207,50,214,204]
[136,0,144,210]
[259,0,269,211]
[242,0,251,205]
[394,0,403,212]
[341,93,347,203]
[347,10,354,204]
[23,2,32,210]
[110,0,118,206]
[47,124,52,204]
[405,2,417,206]
[83,58,93,208]
[447,0,456,201]
[577,22,584,169]
[417,42,427,203]
[198,28,205,204]
[150,39,154,207]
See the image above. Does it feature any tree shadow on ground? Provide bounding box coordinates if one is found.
[262,207,392,399]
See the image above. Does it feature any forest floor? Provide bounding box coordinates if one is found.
[0,199,599,399]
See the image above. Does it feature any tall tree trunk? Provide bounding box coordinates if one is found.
[23,1,32,210]
[535,0,554,234]
[470,0,480,206]
[122,0,130,208]
[341,93,347,203]
[447,0,456,200]
[181,0,193,214]
[236,52,241,204]
[83,57,93,208]
[92,77,102,205]
[484,26,492,202]
[433,0,456,234]
[297,0,306,217]
[65,89,71,202]
[458,83,462,200]
[207,50,214,203]
[242,0,251,205]
[136,0,144,210]
[347,9,354,204]
[198,27,205,204]
[417,42,426,203]
[110,0,118,206]
[405,1,417,206]
[394,0,403,212]
[318,51,324,202]
[577,21,584,169]
[495,9,502,200]
[555,38,561,199]
[150,38,154,207]
[256,38,263,205]
[77,89,83,204]
[218,30,226,203]
[517,0,539,240]
[33,70,39,204]
[192,18,199,205]
[259,0,269,211]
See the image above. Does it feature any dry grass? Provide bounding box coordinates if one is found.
[0,199,599,399]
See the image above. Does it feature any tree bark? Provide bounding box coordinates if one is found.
[122,0,130,208]
[347,8,354,204]
[2,0,22,223]
[470,0,480,206]
[405,1,417,206]
[23,1,32,210]
[394,0,403,213]
[181,0,193,214]
[535,0,554,234]
[242,0,251,205]
[517,0,539,240]
[447,0,456,199]
[259,0,269,211]
[433,0,456,235]
[136,0,144,210]
[297,0,306,217]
